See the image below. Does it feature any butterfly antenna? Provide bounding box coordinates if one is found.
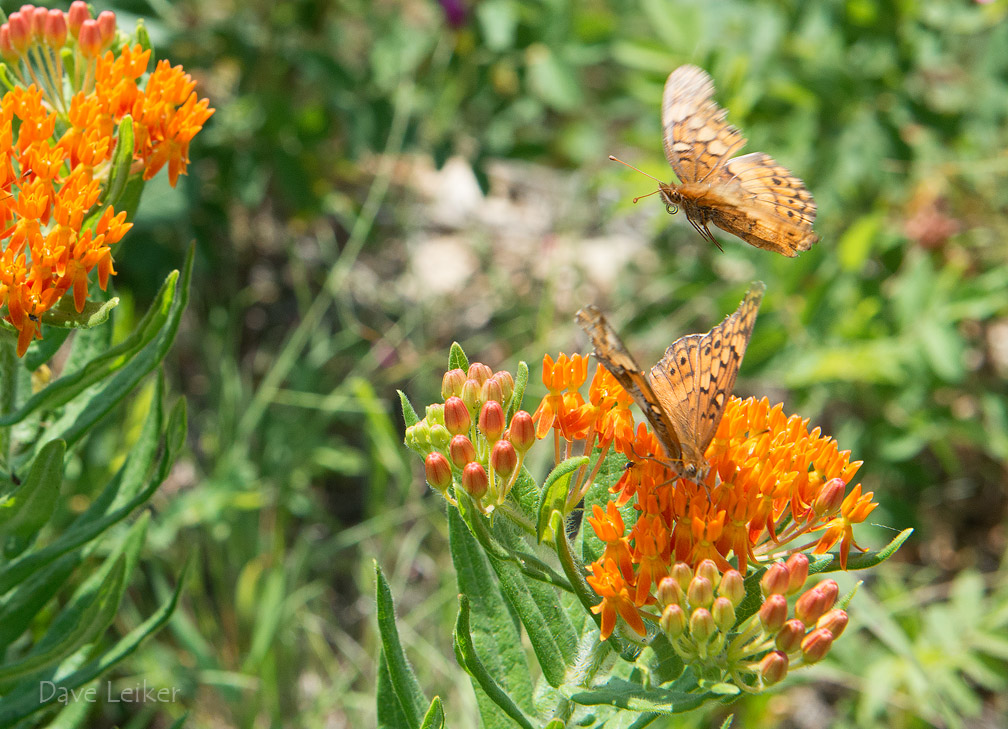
[608,155,664,184]
[632,189,662,204]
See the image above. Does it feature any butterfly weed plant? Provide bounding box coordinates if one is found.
[0,4,211,725]
[392,317,909,725]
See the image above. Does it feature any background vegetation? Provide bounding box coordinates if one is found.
[32,0,1008,726]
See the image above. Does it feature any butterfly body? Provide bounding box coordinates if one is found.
[576,282,765,481]
[647,65,818,256]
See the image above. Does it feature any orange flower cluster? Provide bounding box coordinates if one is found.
[533,355,878,640]
[0,3,213,355]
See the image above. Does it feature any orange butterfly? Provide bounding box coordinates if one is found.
[576,282,765,480]
[612,65,817,256]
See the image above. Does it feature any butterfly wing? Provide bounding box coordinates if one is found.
[662,65,747,185]
[576,305,684,462]
[646,282,765,471]
[706,152,818,256]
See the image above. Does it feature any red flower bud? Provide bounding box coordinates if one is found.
[44,9,67,48]
[461,462,488,499]
[491,371,514,404]
[30,6,47,38]
[507,410,536,453]
[441,368,466,400]
[77,18,101,57]
[785,553,810,595]
[761,562,789,596]
[695,559,719,587]
[758,650,789,686]
[490,440,517,478]
[467,362,492,386]
[795,580,838,625]
[7,13,30,53]
[0,26,17,62]
[800,627,834,664]
[816,609,849,639]
[424,452,452,492]
[814,477,846,516]
[67,1,91,36]
[479,400,506,442]
[775,619,806,653]
[449,434,476,468]
[96,10,116,47]
[758,593,788,633]
[443,396,470,436]
[480,376,504,407]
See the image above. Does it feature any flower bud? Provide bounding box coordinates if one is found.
[30,6,47,38]
[44,8,67,48]
[814,477,846,516]
[68,1,91,36]
[449,434,476,468]
[491,371,514,405]
[657,576,684,608]
[761,562,789,597]
[480,376,504,407]
[408,421,432,451]
[711,596,735,632]
[775,619,806,653]
[785,553,810,595]
[441,368,466,400]
[660,603,686,638]
[460,378,482,418]
[507,411,536,453]
[96,10,116,48]
[718,569,745,607]
[689,608,715,643]
[795,580,838,625]
[7,12,30,53]
[0,27,17,62]
[687,575,714,609]
[429,424,450,450]
[461,462,488,499]
[424,403,445,426]
[800,627,834,664]
[467,362,492,386]
[77,18,101,57]
[479,400,506,442]
[443,396,470,436]
[695,559,720,588]
[671,562,693,591]
[758,593,788,633]
[490,440,517,478]
[758,651,789,686]
[816,609,849,639]
[424,452,452,492]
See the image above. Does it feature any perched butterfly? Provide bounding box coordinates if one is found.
[576,282,765,480]
[611,65,817,256]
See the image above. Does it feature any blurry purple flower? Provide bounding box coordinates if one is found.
[440,0,467,28]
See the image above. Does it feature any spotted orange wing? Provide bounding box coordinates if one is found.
[646,282,765,475]
[659,65,818,256]
[662,64,746,185]
[575,305,684,464]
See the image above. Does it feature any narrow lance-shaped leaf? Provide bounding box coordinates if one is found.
[374,562,427,728]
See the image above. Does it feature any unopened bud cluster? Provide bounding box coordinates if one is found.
[2,3,120,68]
[657,555,848,691]
[406,362,536,513]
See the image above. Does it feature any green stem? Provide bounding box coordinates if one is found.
[0,334,19,466]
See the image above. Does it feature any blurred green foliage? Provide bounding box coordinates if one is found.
[65,0,1008,726]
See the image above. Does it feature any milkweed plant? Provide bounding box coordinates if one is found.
[389,341,910,727]
[0,3,211,724]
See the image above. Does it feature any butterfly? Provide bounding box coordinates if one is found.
[611,65,817,256]
[576,282,765,480]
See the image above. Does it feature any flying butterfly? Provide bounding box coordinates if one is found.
[610,65,817,256]
[576,282,765,480]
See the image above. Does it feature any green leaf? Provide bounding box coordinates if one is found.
[399,390,420,429]
[377,649,412,729]
[507,360,529,421]
[375,562,427,728]
[0,439,65,556]
[448,342,469,373]
[536,456,589,543]
[419,697,445,729]
[37,295,120,330]
[453,595,536,729]
[449,509,535,727]
[0,558,188,724]
[100,114,135,210]
[820,528,914,572]
[568,676,712,714]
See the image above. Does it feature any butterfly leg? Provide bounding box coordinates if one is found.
[688,219,724,252]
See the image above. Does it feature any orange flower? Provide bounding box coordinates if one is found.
[531,353,596,440]
[812,484,879,568]
[586,558,646,640]
[0,7,211,355]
